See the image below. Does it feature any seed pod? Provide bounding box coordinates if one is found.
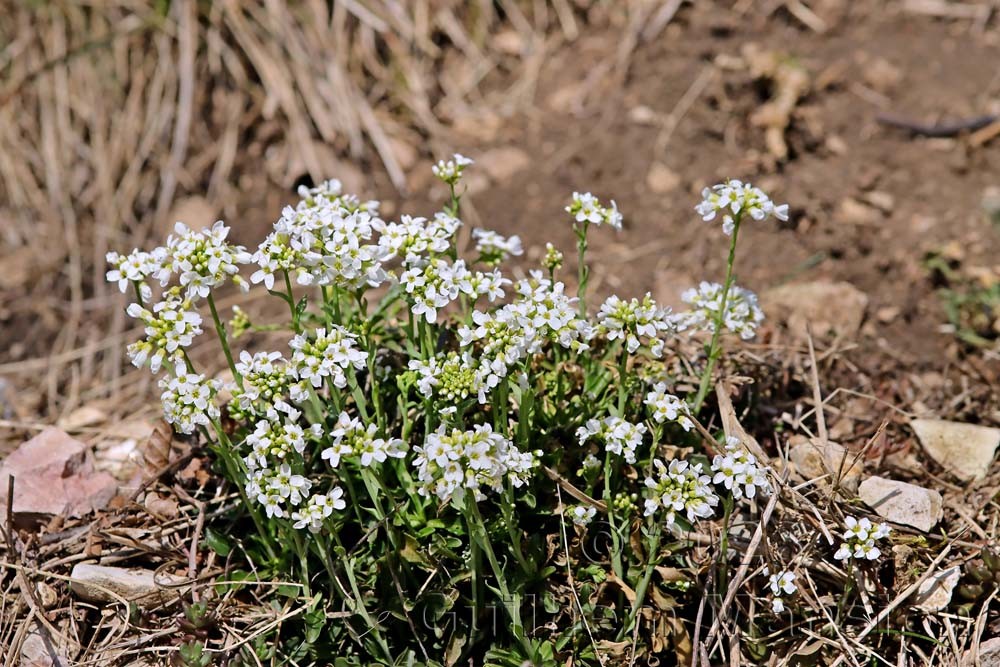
[982,549,1000,573]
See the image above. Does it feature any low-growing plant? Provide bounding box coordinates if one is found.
[110,159,897,664]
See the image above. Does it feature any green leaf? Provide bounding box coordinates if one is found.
[203,527,232,557]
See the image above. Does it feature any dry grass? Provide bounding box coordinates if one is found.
[0,0,605,449]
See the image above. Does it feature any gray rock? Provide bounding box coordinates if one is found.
[912,565,960,612]
[858,476,943,532]
[911,419,1000,481]
[69,563,187,604]
[20,623,68,667]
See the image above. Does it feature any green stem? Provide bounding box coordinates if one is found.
[623,524,662,636]
[329,531,395,663]
[283,270,301,332]
[465,498,535,661]
[208,423,277,562]
[292,530,311,596]
[691,214,742,414]
[575,223,589,317]
[616,348,629,416]
[131,281,146,309]
[206,292,241,387]
[603,453,624,579]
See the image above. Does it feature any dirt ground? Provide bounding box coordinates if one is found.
[2,2,1000,439]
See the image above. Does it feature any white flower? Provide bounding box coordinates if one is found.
[126,289,202,373]
[582,454,602,471]
[157,220,251,299]
[432,153,474,186]
[291,489,346,533]
[596,294,675,357]
[413,424,537,502]
[676,281,764,340]
[565,192,622,230]
[568,505,597,526]
[576,416,646,465]
[320,412,406,468]
[695,179,789,234]
[289,327,368,390]
[106,248,163,300]
[833,515,891,562]
[769,570,797,596]
[643,458,719,526]
[644,383,693,431]
[711,436,771,500]
[472,228,523,264]
[159,372,221,434]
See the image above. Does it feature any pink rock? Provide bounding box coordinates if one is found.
[0,427,118,522]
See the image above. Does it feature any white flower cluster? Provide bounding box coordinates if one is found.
[834,516,891,562]
[261,201,390,291]
[321,412,406,468]
[695,179,789,235]
[576,416,647,465]
[158,221,250,299]
[289,326,368,390]
[380,213,460,267]
[291,490,346,533]
[644,383,694,431]
[409,351,488,406]
[566,192,623,230]
[106,248,163,301]
[432,153,473,186]
[596,293,675,357]
[643,458,719,526]
[473,228,523,264]
[458,273,591,390]
[400,258,507,323]
[233,350,302,416]
[248,462,313,519]
[245,411,320,470]
[159,372,221,434]
[568,505,597,527]
[710,436,771,500]
[126,290,202,373]
[412,424,537,502]
[677,281,764,340]
[765,568,797,613]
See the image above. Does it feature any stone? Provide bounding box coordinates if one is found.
[964,637,1000,667]
[69,563,187,604]
[834,198,881,225]
[0,428,118,522]
[646,163,680,193]
[20,623,68,667]
[911,419,1000,481]
[477,147,531,184]
[762,281,868,339]
[858,476,943,532]
[787,437,863,491]
[912,565,961,612]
